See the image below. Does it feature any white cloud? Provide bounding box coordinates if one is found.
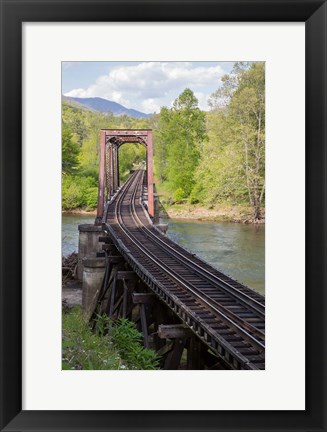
[65,87,88,97]
[141,98,161,114]
[64,62,226,113]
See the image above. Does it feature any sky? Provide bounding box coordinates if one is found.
[62,61,235,114]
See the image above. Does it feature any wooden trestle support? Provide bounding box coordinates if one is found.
[88,234,231,370]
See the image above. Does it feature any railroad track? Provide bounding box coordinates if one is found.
[105,170,265,370]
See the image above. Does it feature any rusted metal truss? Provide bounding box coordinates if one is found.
[96,129,154,222]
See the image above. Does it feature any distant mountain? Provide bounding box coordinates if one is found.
[64,96,151,118]
[62,95,96,112]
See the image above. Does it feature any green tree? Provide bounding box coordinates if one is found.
[119,143,146,181]
[155,89,207,199]
[194,111,246,205]
[207,63,265,220]
[154,108,170,182]
[62,123,80,175]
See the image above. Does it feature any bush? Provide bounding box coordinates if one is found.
[62,307,126,370]
[62,175,98,210]
[62,309,159,370]
[189,183,204,204]
[62,176,85,209]
[112,319,160,370]
[173,187,186,203]
[84,186,98,209]
[79,168,98,182]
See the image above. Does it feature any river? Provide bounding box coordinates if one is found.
[62,214,265,294]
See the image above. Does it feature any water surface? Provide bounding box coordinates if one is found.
[62,214,265,294]
[162,218,264,293]
[62,214,95,257]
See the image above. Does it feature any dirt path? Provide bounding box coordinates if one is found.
[62,281,82,310]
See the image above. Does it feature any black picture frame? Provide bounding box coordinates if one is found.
[0,0,326,431]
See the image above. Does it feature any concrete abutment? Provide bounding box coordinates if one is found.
[77,224,104,281]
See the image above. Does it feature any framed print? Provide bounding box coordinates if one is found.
[0,0,326,431]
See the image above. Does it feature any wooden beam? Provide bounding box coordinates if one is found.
[187,336,205,370]
[102,244,117,252]
[132,293,155,304]
[107,256,124,264]
[140,304,149,348]
[117,271,138,280]
[108,273,117,318]
[98,236,112,243]
[158,324,192,340]
[122,285,128,318]
[163,338,186,370]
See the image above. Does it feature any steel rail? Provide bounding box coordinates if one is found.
[114,170,264,353]
[130,172,265,341]
[105,171,264,368]
[133,223,265,340]
[130,171,264,345]
[137,195,265,315]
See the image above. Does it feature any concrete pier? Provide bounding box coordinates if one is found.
[77,224,104,281]
[82,257,106,320]
[156,223,168,234]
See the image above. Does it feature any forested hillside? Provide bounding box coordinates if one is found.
[62,101,150,210]
[62,62,265,221]
[65,96,151,118]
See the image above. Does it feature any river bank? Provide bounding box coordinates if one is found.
[62,208,97,216]
[159,203,265,224]
[62,204,265,224]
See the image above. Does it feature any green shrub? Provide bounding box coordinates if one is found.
[173,187,186,203]
[189,183,204,204]
[62,307,126,370]
[62,175,98,210]
[64,312,160,370]
[112,319,160,370]
[79,168,98,181]
[62,176,85,209]
[84,186,98,209]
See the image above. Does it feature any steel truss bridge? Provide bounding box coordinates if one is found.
[91,148,265,369]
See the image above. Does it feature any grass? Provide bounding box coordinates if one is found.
[62,307,159,370]
[62,307,125,370]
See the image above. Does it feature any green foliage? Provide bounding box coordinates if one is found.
[119,143,146,182]
[62,123,80,175]
[194,111,247,205]
[153,108,170,182]
[62,100,150,210]
[83,185,98,208]
[62,175,98,210]
[173,187,186,203]
[63,308,159,370]
[62,307,126,370]
[189,183,205,204]
[112,319,160,370]
[194,62,265,220]
[155,89,207,198]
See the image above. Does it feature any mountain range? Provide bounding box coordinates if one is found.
[63,96,151,118]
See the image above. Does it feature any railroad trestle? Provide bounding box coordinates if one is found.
[86,235,227,370]
[81,168,265,370]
